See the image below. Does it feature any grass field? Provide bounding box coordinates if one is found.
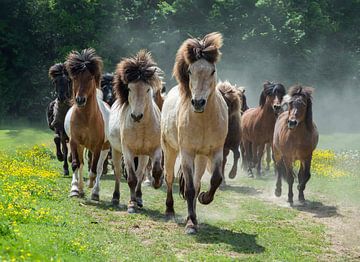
[0,125,359,261]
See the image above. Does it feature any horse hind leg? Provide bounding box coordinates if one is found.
[274,159,285,197]
[265,143,271,171]
[256,143,265,177]
[221,147,229,187]
[91,148,110,201]
[229,147,240,179]
[198,149,223,206]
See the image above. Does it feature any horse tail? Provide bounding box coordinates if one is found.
[178,167,186,199]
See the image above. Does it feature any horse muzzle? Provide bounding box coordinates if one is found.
[287,119,298,129]
[131,113,144,122]
[191,98,206,113]
[75,96,87,107]
[273,104,282,114]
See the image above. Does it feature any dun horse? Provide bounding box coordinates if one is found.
[273,85,318,204]
[241,81,285,177]
[109,50,163,212]
[64,48,110,200]
[161,32,228,234]
[217,81,244,184]
[46,63,72,176]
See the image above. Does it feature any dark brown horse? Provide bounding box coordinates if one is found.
[46,63,72,176]
[241,81,286,177]
[217,81,243,184]
[64,48,110,200]
[273,85,318,204]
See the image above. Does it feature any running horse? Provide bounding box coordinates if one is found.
[217,81,244,185]
[46,63,72,176]
[161,32,228,234]
[64,48,110,200]
[273,85,318,204]
[241,81,285,177]
[109,50,163,211]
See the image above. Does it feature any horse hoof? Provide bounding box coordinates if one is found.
[143,179,152,187]
[91,193,100,202]
[287,198,294,206]
[63,170,70,176]
[165,211,175,221]
[127,206,136,214]
[275,189,281,197]
[136,198,143,208]
[219,183,226,190]
[299,195,305,203]
[79,191,85,198]
[198,192,213,205]
[185,225,198,235]
[228,170,237,179]
[57,154,64,162]
[69,190,79,198]
[112,198,120,206]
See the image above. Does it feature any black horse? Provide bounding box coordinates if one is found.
[46,63,72,176]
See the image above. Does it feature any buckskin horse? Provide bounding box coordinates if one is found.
[273,85,318,204]
[64,48,110,200]
[46,63,72,176]
[161,32,228,234]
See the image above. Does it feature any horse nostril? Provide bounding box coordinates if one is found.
[76,96,86,106]
[274,105,281,110]
[138,113,143,120]
[191,99,195,106]
[131,113,143,122]
[198,99,206,107]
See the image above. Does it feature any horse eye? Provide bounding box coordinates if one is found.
[211,70,216,76]
[147,89,150,93]
[188,70,191,75]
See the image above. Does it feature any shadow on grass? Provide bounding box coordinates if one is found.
[292,200,339,218]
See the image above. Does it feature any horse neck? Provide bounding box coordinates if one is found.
[259,101,276,122]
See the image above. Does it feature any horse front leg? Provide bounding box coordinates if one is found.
[229,147,240,179]
[163,143,177,219]
[265,143,271,171]
[298,156,312,203]
[221,147,229,187]
[134,155,149,208]
[69,139,80,197]
[180,149,197,234]
[284,159,294,205]
[256,143,265,177]
[54,131,63,161]
[91,148,110,201]
[123,146,137,213]
[61,132,69,176]
[274,159,285,197]
[111,148,122,205]
[198,149,223,205]
[151,147,163,189]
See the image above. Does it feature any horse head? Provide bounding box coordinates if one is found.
[173,32,223,113]
[65,48,103,108]
[48,63,72,103]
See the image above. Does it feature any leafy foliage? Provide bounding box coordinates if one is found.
[0,0,358,120]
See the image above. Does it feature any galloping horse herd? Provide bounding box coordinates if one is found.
[46,32,318,234]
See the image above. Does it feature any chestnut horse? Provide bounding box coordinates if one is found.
[161,32,228,234]
[109,50,163,211]
[217,81,244,184]
[273,85,318,204]
[241,81,285,177]
[46,63,72,176]
[64,48,110,200]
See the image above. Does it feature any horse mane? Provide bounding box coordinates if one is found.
[48,63,68,79]
[259,81,286,107]
[288,85,314,130]
[173,32,223,98]
[65,48,103,84]
[217,81,242,115]
[113,50,163,105]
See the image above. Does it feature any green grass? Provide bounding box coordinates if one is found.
[2,128,360,261]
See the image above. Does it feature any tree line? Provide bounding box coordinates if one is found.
[0,0,358,121]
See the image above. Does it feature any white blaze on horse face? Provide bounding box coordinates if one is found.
[188,59,216,107]
[128,81,152,118]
